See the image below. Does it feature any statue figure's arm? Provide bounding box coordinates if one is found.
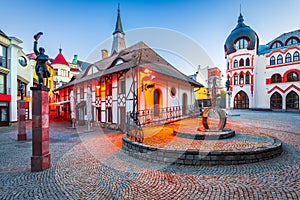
[33,41,39,55]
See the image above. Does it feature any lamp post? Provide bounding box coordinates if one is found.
[225,79,231,115]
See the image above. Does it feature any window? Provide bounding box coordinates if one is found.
[18,56,27,67]
[118,80,125,94]
[293,51,299,62]
[80,87,84,99]
[0,45,7,68]
[234,75,238,85]
[271,41,282,49]
[245,58,250,66]
[286,91,299,109]
[239,58,244,67]
[286,37,299,46]
[235,38,249,50]
[227,62,229,70]
[271,74,282,83]
[245,74,250,84]
[234,60,238,68]
[270,56,275,65]
[96,85,101,97]
[234,91,249,109]
[285,53,291,63]
[239,74,244,84]
[106,83,112,96]
[0,73,6,94]
[270,92,282,109]
[287,72,298,82]
[277,55,283,64]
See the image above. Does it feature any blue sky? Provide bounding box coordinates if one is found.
[1,0,299,75]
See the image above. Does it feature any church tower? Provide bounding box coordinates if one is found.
[111,5,126,55]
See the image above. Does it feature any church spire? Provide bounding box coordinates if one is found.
[111,4,126,55]
[113,4,124,34]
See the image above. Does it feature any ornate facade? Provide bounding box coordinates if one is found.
[225,13,300,111]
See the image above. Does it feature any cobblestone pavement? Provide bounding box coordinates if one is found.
[0,111,299,199]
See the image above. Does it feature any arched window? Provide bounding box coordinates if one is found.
[277,55,283,64]
[234,75,238,85]
[287,72,298,82]
[270,92,282,109]
[271,74,282,83]
[271,41,283,49]
[234,91,249,109]
[270,56,275,65]
[285,53,291,63]
[239,74,244,84]
[245,58,250,66]
[245,73,250,84]
[235,38,249,50]
[286,91,299,109]
[286,37,299,46]
[227,62,230,70]
[234,60,238,68]
[239,58,244,67]
[293,51,299,62]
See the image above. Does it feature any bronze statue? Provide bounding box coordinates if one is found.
[33,32,50,86]
[18,81,24,100]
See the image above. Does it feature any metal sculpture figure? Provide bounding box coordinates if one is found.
[33,32,50,86]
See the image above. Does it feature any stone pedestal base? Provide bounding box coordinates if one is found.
[31,154,51,172]
[17,100,27,141]
[30,85,51,172]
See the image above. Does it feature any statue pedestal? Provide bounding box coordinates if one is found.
[30,85,51,172]
[17,100,27,141]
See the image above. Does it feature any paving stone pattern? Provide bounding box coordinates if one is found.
[0,111,299,199]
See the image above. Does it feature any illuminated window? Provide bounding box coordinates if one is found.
[285,53,291,63]
[234,75,238,85]
[234,91,249,109]
[239,74,244,84]
[96,86,101,97]
[277,55,283,64]
[293,51,299,61]
[270,56,275,65]
[271,74,282,83]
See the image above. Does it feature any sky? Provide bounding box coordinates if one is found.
[1,0,299,76]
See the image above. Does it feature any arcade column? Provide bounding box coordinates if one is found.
[30,85,51,172]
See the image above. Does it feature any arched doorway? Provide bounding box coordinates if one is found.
[182,93,188,116]
[286,91,299,110]
[154,89,162,116]
[270,92,282,109]
[234,91,249,109]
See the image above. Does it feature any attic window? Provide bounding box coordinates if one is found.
[87,65,99,75]
[271,41,282,49]
[286,37,299,46]
[234,38,249,50]
[115,59,124,65]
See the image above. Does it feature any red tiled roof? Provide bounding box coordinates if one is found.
[51,52,69,66]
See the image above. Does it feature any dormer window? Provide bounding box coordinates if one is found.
[115,59,124,65]
[286,37,299,46]
[235,38,249,50]
[271,41,283,49]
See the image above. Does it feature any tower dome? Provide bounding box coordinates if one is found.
[224,13,259,55]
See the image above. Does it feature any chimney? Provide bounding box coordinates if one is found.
[101,49,108,59]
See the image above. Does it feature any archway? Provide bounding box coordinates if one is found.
[270,92,282,109]
[286,91,299,110]
[234,91,249,109]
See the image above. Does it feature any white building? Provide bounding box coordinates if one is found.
[224,13,300,111]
